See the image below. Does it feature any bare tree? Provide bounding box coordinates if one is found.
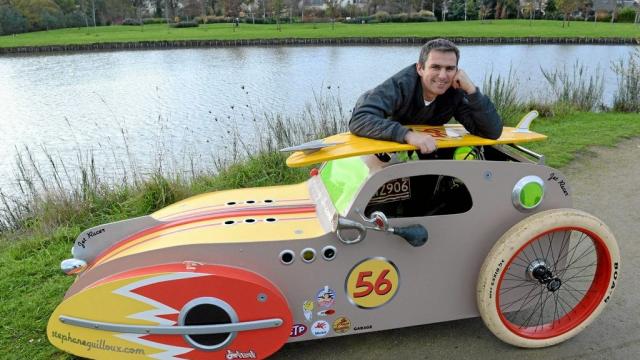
[325,0,339,29]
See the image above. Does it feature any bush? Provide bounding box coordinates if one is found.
[64,11,86,28]
[122,18,143,25]
[0,5,28,35]
[170,20,199,28]
[142,17,167,24]
[373,11,390,22]
[617,7,637,23]
[195,15,231,23]
[418,10,435,17]
[37,8,65,31]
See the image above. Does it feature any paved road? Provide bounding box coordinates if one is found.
[273,138,640,360]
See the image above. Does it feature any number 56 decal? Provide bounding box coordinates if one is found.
[345,258,399,309]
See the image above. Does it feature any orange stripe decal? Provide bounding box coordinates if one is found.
[90,204,316,267]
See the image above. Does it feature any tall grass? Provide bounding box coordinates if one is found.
[482,66,521,125]
[540,60,605,112]
[612,47,640,113]
[0,91,349,236]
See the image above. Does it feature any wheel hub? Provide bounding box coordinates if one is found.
[527,259,562,292]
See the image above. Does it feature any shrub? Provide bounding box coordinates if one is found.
[170,20,199,28]
[373,11,390,22]
[617,7,637,23]
[122,18,143,25]
[142,17,167,24]
[64,11,86,28]
[38,9,65,31]
[195,15,231,23]
[418,10,435,17]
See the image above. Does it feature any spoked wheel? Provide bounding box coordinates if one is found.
[477,209,620,348]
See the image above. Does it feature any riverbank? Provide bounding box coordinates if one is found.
[1,20,639,53]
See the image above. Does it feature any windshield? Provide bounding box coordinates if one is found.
[319,157,370,215]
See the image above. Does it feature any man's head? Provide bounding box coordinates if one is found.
[416,39,460,101]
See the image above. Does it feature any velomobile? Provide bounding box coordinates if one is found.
[48,111,620,359]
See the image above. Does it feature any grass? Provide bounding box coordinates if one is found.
[1,20,639,48]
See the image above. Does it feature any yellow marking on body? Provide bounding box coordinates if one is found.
[96,214,324,265]
[152,182,311,220]
[286,125,547,168]
[47,273,177,359]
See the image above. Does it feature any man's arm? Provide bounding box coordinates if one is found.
[452,70,503,140]
[349,79,411,144]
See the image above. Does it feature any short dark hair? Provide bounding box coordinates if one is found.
[418,39,460,66]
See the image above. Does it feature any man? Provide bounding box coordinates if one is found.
[349,39,503,154]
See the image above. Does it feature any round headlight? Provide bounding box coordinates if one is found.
[512,176,544,211]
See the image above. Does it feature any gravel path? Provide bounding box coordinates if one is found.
[274,137,640,360]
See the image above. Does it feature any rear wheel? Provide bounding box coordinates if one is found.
[477,209,620,348]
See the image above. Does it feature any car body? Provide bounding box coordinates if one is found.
[48,121,619,359]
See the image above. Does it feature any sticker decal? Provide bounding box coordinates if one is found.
[303,300,314,322]
[353,325,373,331]
[311,320,330,337]
[332,317,351,334]
[317,309,335,317]
[548,172,569,196]
[225,350,257,359]
[290,324,308,337]
[418,128,447,138]
[316,286,336,308]
[346,257,399,309]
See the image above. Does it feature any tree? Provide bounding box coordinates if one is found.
[556,0,578,27]
[325,0,339,29]
[448,0,465,19]
[466,0,477,19]
[0,4,28,34]
[241,0,258,23]
[545,0,556,13]
[13,0,63,30]
[521,0,534,23]
[272,0,281,29]
[478,0,492,21]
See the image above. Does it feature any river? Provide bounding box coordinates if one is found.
[0,44,636,194]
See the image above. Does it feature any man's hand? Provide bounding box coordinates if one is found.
[404,131,437,154]
[452,69,476,95]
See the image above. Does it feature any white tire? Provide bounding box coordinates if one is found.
[477,208,620,348]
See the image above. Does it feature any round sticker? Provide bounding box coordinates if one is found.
[311,320,330,337]
[332,317,351,334]
[290,324,307,337]
[345,257,399,309]
[316,286,336,308]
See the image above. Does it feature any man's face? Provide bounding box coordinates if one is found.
[416,50,458,100]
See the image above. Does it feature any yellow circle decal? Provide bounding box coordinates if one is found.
[345,257,399,308]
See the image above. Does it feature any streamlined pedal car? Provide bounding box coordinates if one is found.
[48,111,620,359]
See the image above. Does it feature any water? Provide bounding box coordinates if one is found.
[0,44,636,193]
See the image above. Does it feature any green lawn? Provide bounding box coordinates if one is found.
[1,20,639,48]
[1,111,640,359]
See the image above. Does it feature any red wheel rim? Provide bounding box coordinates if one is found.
[495,226,612,339]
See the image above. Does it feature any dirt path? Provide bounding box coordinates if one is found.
[274,137,640,360]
